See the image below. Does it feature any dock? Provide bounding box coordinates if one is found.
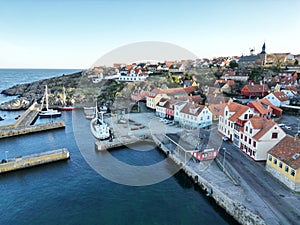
[0,148,70,174]
[0,102,65,138]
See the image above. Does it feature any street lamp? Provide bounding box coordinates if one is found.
[222,147,227,171]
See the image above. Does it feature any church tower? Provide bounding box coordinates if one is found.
[260,42,266,66]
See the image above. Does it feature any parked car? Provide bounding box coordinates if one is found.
[278,124,285,127]
[222,136,229,141]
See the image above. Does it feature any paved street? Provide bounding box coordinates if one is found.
[163,123,300,224]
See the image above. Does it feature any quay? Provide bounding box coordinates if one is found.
[0,148,70,174]
[94,113,269,225]
[0,102,65,139]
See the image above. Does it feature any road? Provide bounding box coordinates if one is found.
[166,124,300,225]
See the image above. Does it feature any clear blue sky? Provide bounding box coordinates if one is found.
[0,0,299,69]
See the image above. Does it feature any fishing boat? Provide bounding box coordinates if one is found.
[39,85,62,118]
[90,110,110,140]
[58,86,75,111]
[84,106,96,120]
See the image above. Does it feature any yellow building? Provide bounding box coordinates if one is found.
[266,136,300,192]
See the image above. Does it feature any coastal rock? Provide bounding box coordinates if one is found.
[0,97,31,110]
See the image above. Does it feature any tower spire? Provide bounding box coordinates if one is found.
[261,42,266,54]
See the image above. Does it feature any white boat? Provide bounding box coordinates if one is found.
[84,106,96,120]
[58,86,75,111]
[39,85,62,118]
[90,111,110,140]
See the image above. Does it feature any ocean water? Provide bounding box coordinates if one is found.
[0,69,238,225]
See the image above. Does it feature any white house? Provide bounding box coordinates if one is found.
[239,116,286,161]
[155,98,169,118]
[178,103,212,128]
[264,92,290,107]
[218,102,255,146]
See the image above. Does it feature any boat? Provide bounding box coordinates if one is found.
[58,86,75,111]
[39,85,62,118]
[90,110,111,140]
[84,106,96,120]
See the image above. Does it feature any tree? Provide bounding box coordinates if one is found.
[295,59,299,65]
[229,60,239,69]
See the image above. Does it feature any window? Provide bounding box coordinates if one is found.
[268,155,272,161]
[249,139,251,145]
[285,166,289,173]
[253,141,256,148]
[225,111,228,116]
[291,170,295,176]
[244,114,248,120]
[250,128,252,134]
[279,162,282,168]
[245,136,247,142]
[246,126,248,132]
[241,134,243,139]
[272,133,278,139]
[207,116,210,120]
[273,158,277,165]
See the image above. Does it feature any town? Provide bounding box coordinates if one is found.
[85,42,300,193]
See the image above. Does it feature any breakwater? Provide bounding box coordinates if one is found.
[0,148,70,174]
[0,121,65,139]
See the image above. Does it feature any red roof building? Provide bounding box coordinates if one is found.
[241,84,270,97]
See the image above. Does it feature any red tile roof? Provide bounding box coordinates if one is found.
[229,104,250,122]
[242,84,270,93]
[209,103,227,116]
[260,99,283,113]
[249,100,272,115]
[248,116,279,140]
[269,136,300,169]
[180,103,205,116]
[272,92,289,101]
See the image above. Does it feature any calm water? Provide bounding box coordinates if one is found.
[0,69,238,225]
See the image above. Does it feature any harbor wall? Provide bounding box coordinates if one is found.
[0,121,65,139]
[152,135,265,225]
[0,148,70,174]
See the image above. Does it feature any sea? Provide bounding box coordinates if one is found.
[0,69,238,225]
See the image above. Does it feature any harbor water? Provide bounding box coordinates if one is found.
[0,69,238,225]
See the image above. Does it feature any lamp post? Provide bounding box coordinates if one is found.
[222,147,227,171]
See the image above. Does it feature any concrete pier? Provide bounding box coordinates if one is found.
[0,148,70,174]
[0,121,65,139]
[0,102,65,139]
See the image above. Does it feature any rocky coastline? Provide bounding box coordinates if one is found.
[0,71,171,111]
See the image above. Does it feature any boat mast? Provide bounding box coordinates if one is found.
[45,85,49,111]
[62,86,66,106]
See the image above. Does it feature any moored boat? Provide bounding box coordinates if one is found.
[39,85,62,118]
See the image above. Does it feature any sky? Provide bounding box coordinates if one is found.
[0,0,299,69]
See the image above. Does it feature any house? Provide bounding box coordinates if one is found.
[178,103,212,128]
[266,136,300,191]
[165,100,176,120]
[214,80,235,93]
[155,98,169,118]
[248,99,273,119]
[239,116,286,161]
[174,101,187,122]
[146,86,197,110]
[248,98,282,118]
[241,84,270,98]
[218,102,255,146]
[169,64,185,73]
[264,91,290,107]
[208,103,227,121]
[282,85,299,99]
